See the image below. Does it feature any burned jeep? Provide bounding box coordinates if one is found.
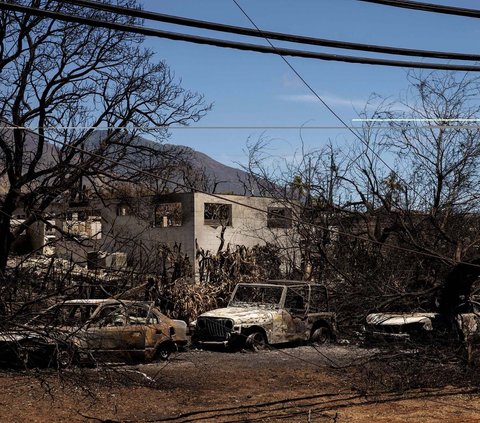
[191,280,337,350]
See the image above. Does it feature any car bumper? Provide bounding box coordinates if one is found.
[193,331,242,347]
[364,330,411,344]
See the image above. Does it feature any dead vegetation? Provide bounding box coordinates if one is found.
[159,243,283,322]
[351,346,480,394]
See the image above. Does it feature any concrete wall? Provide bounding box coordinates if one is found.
[194,193,267,250]
[192,193,299,277]
[28,193,299,279]
[101,194,196,273]
[99,193,298,278]
[10,218,56,256]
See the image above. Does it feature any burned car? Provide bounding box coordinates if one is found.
[364,313,442,345]
[191,280,337,350]
[0,299,188,367]
[364,299,480,346]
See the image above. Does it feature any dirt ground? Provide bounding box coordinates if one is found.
[1,345,480,422]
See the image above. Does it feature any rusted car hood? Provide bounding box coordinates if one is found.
[200,307,277,325]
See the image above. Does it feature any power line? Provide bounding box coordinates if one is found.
[358,0,480,18]
[7,125,480,130]
[0,1,473,215]
[0,4,472,269]
[62,0,480,62]
[2,1,480,71]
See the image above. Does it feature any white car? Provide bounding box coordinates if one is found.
[192,280,337,350]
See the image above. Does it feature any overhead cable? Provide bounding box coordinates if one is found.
[1,2,480,71]
[358,0,480,18]
[62,0,480,62]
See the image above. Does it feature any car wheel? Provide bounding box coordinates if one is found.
[55,348,76,369]
[311,326,331,345]
[17,347,31,367]
[245,331,267,352]
[156,345,171,361]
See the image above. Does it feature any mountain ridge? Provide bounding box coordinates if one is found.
[0,130,255,196]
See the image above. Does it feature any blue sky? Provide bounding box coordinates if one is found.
[139,0,480,168]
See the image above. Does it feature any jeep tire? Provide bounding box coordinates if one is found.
[311,326,331,345]
[245,331,267,352]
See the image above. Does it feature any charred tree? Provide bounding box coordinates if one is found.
[0,1,210,273]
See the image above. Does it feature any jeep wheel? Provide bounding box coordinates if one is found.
[246,331,267,352]
[156,345,171,361]
[311,327,331,345]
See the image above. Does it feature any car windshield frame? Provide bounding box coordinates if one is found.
[229,284,285,308]
[28,303,101,328]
